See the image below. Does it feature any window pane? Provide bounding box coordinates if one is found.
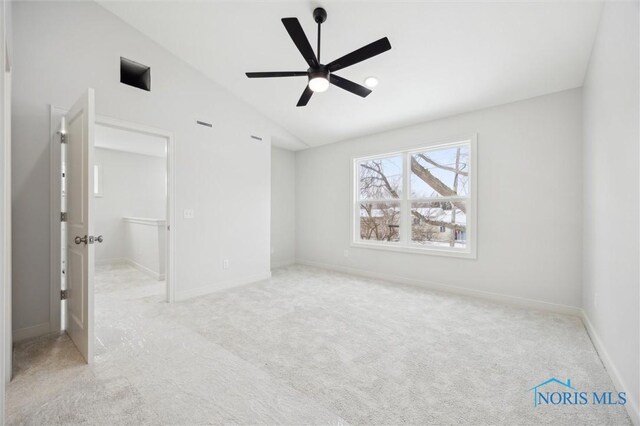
[358,156,402,200]
[411,201,466,248]
[359,202,400,242]
[410,145,469,198]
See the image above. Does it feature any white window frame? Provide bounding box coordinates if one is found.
[351,135,477,259]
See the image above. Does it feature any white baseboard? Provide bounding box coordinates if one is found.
[271,258,296,269]
[12,322,51,343]
[95,258,164,280]
[95,257,126,266]
[296,259,581,316]
[175,272,271,302]
[124,258,164,281]
[580,309,639,426]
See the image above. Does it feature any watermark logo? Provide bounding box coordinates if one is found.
[528,377,626,407]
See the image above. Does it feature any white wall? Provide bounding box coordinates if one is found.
[0,0,4,417]
[0,0,3,412]
[11,1,288,335]
[94,147,165,264]
[271,146,295,269]
[1,0,11,414]
[582,2,639,423]
[123,217,166,279]
[296,89,583,310]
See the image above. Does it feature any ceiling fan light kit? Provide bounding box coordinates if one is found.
[246,7,391,107]
[364,76,379,88]
[308,67,330,92]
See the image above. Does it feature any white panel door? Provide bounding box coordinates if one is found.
[65,89,95,363]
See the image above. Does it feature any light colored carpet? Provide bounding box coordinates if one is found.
[6,264,631,425]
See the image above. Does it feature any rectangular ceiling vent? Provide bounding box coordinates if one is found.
[120,57,150,92]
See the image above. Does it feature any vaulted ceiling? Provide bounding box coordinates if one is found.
[99,1,602,150]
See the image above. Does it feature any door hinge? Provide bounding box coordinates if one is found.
[60,212,67,222]
[60,289,68,300]
[60,133,67,144]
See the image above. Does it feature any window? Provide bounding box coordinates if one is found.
[353,137,476,258]
[93,165,103,197]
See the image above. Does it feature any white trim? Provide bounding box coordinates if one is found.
[1,0,11,404]
[13,322,51,343]
[3,26,11,385]
[580,309,640,426]
[95,257,164,280]
[296,259,581,316]
[95,257,126,267]
[93,164,103,197]
[350,240,476,259]
[271,259,296,269]
[50,107,177,340]
[49,106,65,334]
[401,148,410,245]
[351,134,477,259]
[94,114,176,303]
[124,258,165,281]
[122,217,166,226]
[175,272,272,302]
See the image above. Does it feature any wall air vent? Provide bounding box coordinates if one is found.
[120,57,151,92]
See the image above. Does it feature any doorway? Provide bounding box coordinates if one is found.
[50,103,175,362]
[90,123,171,353]
[91,124,169,284]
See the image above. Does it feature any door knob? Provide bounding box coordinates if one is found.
[74,235,87,245]
[96,235,104,243]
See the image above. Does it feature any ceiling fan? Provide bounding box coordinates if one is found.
[246,8,391,107]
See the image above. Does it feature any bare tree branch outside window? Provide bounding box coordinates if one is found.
[358,156,402,242]
[357,144,469,248]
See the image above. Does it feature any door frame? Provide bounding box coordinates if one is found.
[1,0,12,405]
[49,106,176,333]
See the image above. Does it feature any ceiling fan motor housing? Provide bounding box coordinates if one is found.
[313,8,327,24]
[308,66,329,80]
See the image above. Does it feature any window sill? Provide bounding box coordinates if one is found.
[350,241,476,259]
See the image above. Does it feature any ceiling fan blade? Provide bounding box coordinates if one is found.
[282,18,319,69]
[296,85,313,107]
[246,71,307,78]
[329,74,372,98]
[326,37,391,72]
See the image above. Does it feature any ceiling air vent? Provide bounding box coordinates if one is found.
[120,57,151,92]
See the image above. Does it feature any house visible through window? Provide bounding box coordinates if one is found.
[353,137,476,258]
